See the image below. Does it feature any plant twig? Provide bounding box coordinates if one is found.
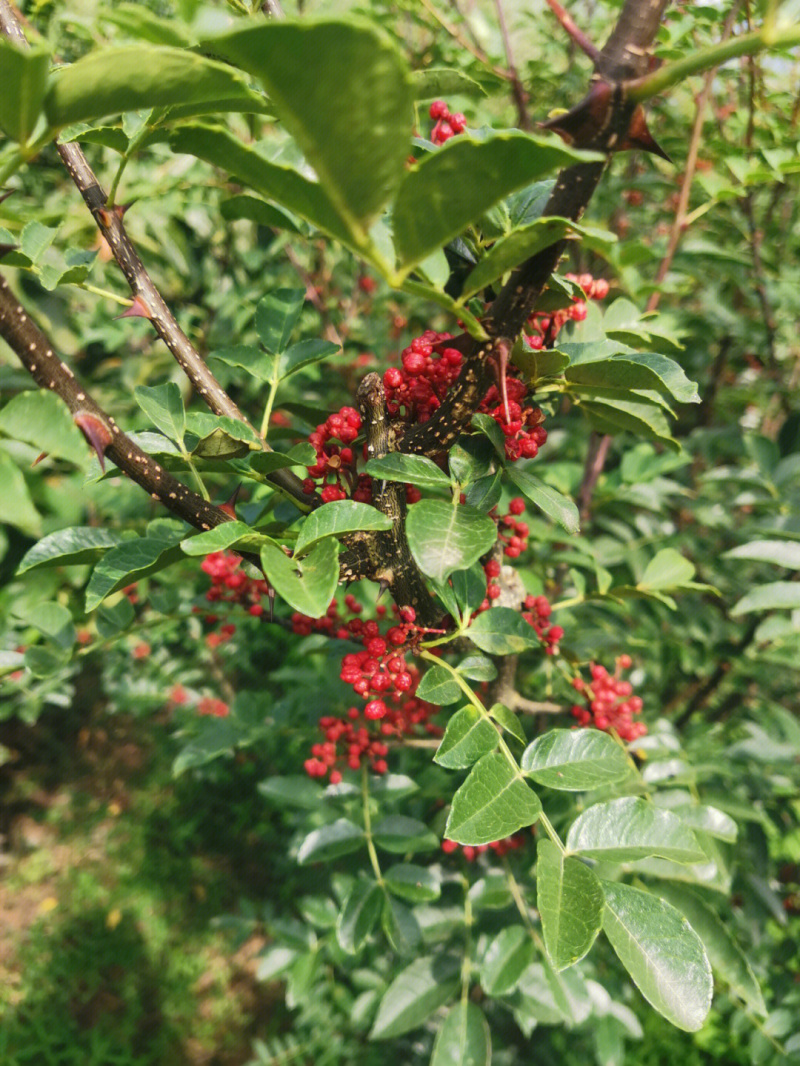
[646,1,742,313]
[545,0,601,63]
[493,0,531,129]
[578,431,611,524]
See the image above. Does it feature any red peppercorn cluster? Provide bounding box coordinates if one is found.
[197,696,231,718]
[383,329,463,424]
[304,684,442,782]
[526,272,610,349]
[570,656,646,741]
[441,832,529,862]
[338,606,420,719]
[429,99,467,145]
[199,551,270,644]
[497,497,531,558]
[478,374,548,461]
[522,594,564,655]
[302,405,362,502]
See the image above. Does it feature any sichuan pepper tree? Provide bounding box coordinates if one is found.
[1,0,799,1062]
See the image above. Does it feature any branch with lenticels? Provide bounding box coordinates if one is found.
[0,0,317,512]
[0,271,232,532]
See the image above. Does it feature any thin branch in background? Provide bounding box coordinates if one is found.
[578,431,611,525]
[544,0,600,63]
[421,0,511,82]
[647,0,743,313]
[492,0,531,129]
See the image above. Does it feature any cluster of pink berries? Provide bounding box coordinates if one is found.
[302,406,363,502]
[337,606,421,721]
[429,99,467,145]
[571,657,646,741]
[304,686,442,782]
[522,594,564,655]
[167,684,230,719]
[479,375,548,462]
[441,832,529,862]
[199,551,269,646]
[383,330,463,424]
[497,497,531,558]
[526,272,610,349]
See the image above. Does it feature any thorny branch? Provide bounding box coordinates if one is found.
[0,271,232,532]
[0,0,317,513]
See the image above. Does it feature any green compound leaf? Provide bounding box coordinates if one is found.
[430,1002,491,1066]
[372,815,439,855]
[260,537,339,618]
[652,883,766,1016]
[434,706,499,769]
[364,452,452,489]
[85,538,184,612]
[370,955,460,1040]
[480,926,534,996]
[336,880,383,954]
[297,817,365,864]
[601,881,713,1032]
[406,499,497,583]
[505,466,580,533]
[393,131,601,269]
[44,45,263,127]
[17,527,131,574]
[566,797,706,864]
[294,501,392,556]
[134,383,185,444]
[466,607,539,656]
[445,752,541,845]
[521,729,631,790]
[0,40,50,144]
[537,839,603,970]
[206,20,414,231]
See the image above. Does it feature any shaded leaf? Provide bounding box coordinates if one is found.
[601,881,713,1031]
[480,926,533,996]
[370,955,460,1040]
[17,526,131,574]
[297,818,365,864]
[337,880,383,954]
[466,607,539,656]
[364,453,452,489]
[260,538,339,618]
[506,466,580,533]
[537,839,603,970]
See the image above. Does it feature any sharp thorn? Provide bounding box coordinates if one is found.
[218,483,242,520]
[116,294,154,320]
[376,579,390,602]
[32,451,48,467]
[74,411,113,471]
